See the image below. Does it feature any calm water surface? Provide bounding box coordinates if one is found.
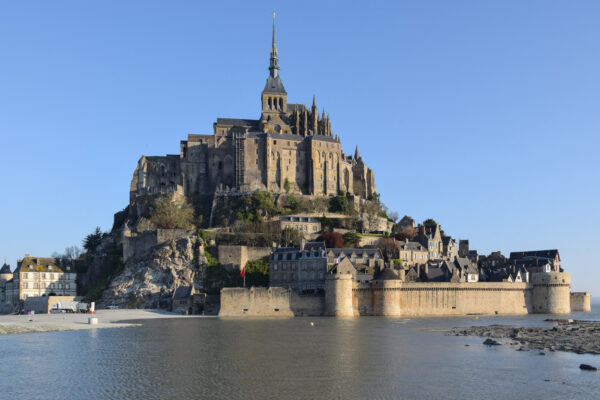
[1,302,600,400]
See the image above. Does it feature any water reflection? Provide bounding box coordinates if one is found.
[1,309,600,399]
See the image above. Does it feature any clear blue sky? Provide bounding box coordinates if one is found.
[1,1,598,293]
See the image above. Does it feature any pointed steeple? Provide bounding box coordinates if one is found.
[269,12,279,78]
[355,145,360,160]
[262,13,286,96]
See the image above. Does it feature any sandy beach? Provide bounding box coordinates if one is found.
[0,309,208,335]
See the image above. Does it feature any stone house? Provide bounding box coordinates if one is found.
[397,240,428,267]
[277,215,321,238]
[172,286,195,314]
[509,250,561,272]
[269,242,382,293]
[442,237,458,260]
[4,255,77,311]
[269,241,327,294]
[417,224,443,260]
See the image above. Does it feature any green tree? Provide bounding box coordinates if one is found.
[244,259,270,287]
[149,195,195,229]
[283,178,291,194]
[83,227,105,253]
[281,227,303,247]
[343,231,361,247]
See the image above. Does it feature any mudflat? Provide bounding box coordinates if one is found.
[0,309,208,335]
[448,320,600,354]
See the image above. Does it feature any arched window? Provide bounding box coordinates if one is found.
[279,98,283,110]
[268,97,272,109]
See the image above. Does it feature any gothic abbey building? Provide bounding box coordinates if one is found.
[129,20,376,216]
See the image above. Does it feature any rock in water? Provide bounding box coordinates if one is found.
[483,338,501,346]
[579,364,598,371]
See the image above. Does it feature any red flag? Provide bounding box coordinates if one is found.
[240,266,245,278]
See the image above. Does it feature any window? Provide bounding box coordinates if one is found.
[282,264,287,271]
[273,264,278,271]
[34,283,38,289]
[65,284,70,290]
[23,273,27,279]
[23,283,28,289]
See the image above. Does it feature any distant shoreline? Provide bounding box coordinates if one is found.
[0,309,209,336]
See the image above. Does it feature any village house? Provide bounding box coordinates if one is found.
[269,241,383,293]
[397,240,428,266]
[442,237,459,260]
[417,224,443,260]
[4,255,77,311]
[269,241,327,294]
[172,285,195,314]
[276,215,321,238]
[509,250,561,272]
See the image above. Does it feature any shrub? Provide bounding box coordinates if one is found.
[316,231,345,248]
[149,195,195,229]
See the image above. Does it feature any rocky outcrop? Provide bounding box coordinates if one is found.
[448,321,600,355]
[100,235,200,309]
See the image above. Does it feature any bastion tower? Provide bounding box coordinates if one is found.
[531,272,571,314]
[325,272,354,317]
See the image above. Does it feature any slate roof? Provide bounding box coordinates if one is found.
[173,286,193,300]
[215,118,260,128]
[424,266,446,282]
[0,263,11,274]
[509,250,559,261]
[442,236,455,245]
[271,242,326,260]
[398,241,425,251]
[374,267,400,280]
[287,103,307,113]
[263,74,287,94]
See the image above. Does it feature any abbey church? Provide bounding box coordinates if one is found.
[129,19,376,212]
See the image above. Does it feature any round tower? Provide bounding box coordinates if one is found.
[325,274,354,317]
[531,272,571,314]
[372,268,402,316]
[0,263,12,282]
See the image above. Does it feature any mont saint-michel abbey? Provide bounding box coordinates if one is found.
[130,20,376,208]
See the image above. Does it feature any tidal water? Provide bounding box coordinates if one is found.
[2,303,600,400]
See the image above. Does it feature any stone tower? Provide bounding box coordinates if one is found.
[325,272,354,317]
[531,272,571,314]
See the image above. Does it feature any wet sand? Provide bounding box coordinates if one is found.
[0,309,209,335]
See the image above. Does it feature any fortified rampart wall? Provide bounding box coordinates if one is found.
[219,272,578,318]
[353,282,532,317]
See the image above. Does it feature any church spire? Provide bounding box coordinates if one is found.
[269,12,279,78]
